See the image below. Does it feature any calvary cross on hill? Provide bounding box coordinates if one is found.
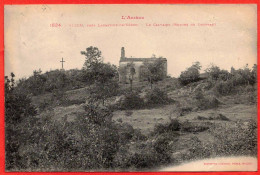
[60,57,65,69]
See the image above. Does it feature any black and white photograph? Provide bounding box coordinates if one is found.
[4,4,257,172]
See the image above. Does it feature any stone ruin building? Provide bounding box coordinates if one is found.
[119,47,167,83]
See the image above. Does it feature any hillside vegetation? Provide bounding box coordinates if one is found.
[5,47,257,171]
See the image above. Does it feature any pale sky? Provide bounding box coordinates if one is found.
[4,4,257,79]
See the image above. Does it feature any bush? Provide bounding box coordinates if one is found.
[196,116,207,120]
[213,80,233,95]
[5,74,37,170]
[208,113,229,121]
[7,102,139,171]
[180,121,210,133]
[117,123,135,144]
[145,88,173,105]
[205,65,230,81]
[38,98,53,112]
[153,119,180,135]
[175,105,193,116]
[196,95,220,110]
[16,69,87,96]
[208,119,257,156]
[119,92,144,110]
[125,110,133,116]
[179,62,201,85]
[113,133,175,170]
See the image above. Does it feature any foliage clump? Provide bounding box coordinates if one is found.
[179,62,201,85]
[145,88,173,105]
[153,119,180,135]
[16,69,86,96]
[5,73,37,170]
[119,92,145,110]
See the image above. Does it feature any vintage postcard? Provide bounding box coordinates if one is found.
[4,4,257,172]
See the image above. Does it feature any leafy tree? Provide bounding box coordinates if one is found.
[145,88,172,105]
[15,69,86,96]
[5,73,37,170]
[205,64,221,80]
[81,46,119,106]
[25,69,47,95]
[126,62,136,91]
[143,59,165,89]
[118,66,127,83]
[179,62,201,85]
[251,64,257,84]
[81,46,118,84]
[205,64,230,81]
[95,63,118,84]
[119,92,144,110]
[81,46,102,69]
[88,80,119,106]
[230,64,256,86]
[87,63,119,106]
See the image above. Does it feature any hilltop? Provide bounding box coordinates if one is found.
[5,46,257,171]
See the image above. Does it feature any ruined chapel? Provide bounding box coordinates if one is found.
[119,47,167,83]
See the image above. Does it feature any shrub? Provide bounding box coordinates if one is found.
[61,98,86,106]
[119,92,144,110]
[115,123,135,144]
[213,80,233,95]
[7,103,133,171]
[16,69,87,96]
[180,121,210,133]
[208,119,257,156]
[153,119,180,135]
[5,74,37,170]
[83,103,113,125]
[126,152,160,169]
[208,113,229,121]
[244,85,256,93]
[179,62,201,85]
[196,95,220,110]
[247,92,257,104]
[145,88,173,105]
[205,65,230,81]
[176,106,193,116]
[125,110,133,116]
[38,98,53,112]
[114,133,175,170]
[117,118,123,123]
[196,116,207,120]
[132,129,147,141]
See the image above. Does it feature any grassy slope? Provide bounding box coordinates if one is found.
[33,77,257,168]
[113,104,257,135]
[33,77,257,135]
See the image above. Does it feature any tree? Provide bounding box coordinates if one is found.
[143,59,165,89]
[81,46,103,69]
[179,62,201,85]
[230,64,255,86]
[118,66,127,83]
[81,47,119,106]
[81,46,119,84]
[205,64,230,81]
[88,80,119,106]
[251,64,257,84]
[126,62,136,91]
[5,73,37,170]
[205,64,221,80]
[25,69,47,95]
[81,46,104,83]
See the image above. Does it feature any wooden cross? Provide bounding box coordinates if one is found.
[60,57,65,69]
